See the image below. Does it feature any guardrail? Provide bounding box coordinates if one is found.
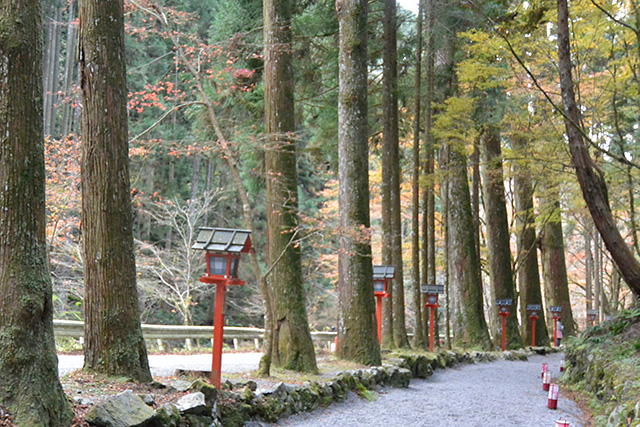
[53,320,337,350]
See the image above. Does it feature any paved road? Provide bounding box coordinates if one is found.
[273,352,588,427]
[58,352,263,377]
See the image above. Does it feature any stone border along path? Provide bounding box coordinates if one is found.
[267,352,587,427]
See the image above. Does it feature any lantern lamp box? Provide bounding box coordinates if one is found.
[587,309,599,316]
[496,299,513,306]
[527,304,542,311]
[372,265,395,297]
[192,227,252,285]
[550,306,563,313]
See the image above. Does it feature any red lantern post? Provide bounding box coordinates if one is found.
[550,306,562,347]
[192,227,252,388]
[496,299,512,351]
[587,309,599,326]
[372,265,395,343]
[526,304,541,347]
[422,284,444,352]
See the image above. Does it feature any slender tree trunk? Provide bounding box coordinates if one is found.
[512,135,549,346]
[383,0,410,348]
[585,223,593,312]
[441,147,452,349]
[79,0,152,382]
[480,125,522,349]
[335,0,381,365]
[411,0,426,349]
[557,0,640,298]
[421,0,436,345]
[60,0,78,140]
[538,187,576,337]
[471,138,481,260]
[447,142,492,350]
[263,0,317,372]
[0,0,74,423]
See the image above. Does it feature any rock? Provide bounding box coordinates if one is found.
[85,390,156,427]
[72,396,95,406]
[138,394,154,406]
[273,382,296,399]
[175,392,209,415]
[183,414,212,427]
[384,366,411,388]
[168,380,192,392]
[189,379,218,407]
[154,404,181,427]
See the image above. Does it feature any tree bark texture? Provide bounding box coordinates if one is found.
[79,0,152,382]
[512,136,549,346]
[446,144,492,350]
[382,0,409,349]
[480,126,522,349]
[0,0,74,423]
[410,0,426,349]
[539,188,576,337]
[557,0,640,298]
[264,0,317,373]
[336,0,381,365]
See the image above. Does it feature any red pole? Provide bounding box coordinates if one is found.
[531,317,537,347]
[501,314,507,351]
[429,305,435,352]
[211,282,227,388]
[376,295,382,343]
[553,317,558,347]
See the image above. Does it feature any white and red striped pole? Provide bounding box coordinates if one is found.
[555,419,569,427]
[542,362,548,378]
[560,359,565,372]
[543,371,551,391]
[548,383,559,409]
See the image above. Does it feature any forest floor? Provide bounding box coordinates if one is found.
[56,350,590,426]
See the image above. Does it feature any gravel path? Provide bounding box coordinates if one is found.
[273,352,588,427]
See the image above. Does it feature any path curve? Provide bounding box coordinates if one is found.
[272,352,587,427]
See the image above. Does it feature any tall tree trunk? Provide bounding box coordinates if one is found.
[383,0,410,348]
[0,0,74,423]
[512,135,549,346]
[557,0,640,298]
[263,0,317,373]
[60,0,78,140]
[421,0,436,345]
[539,187,576,337]
[79,0,152,382]
[335,0,381,365]
[480,125,522,349]
[410,0,426,349]
[585,223,593,312]
[446,143,492,350]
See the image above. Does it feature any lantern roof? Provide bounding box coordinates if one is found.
[550,305,563,312]
[526,304,542,311]
[421,284,444,294]
[496,298,513,306]
[373,265,395,280]
[587,309,599,315]
[192,227,252,253]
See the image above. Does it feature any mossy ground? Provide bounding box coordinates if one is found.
[564,308,640,426]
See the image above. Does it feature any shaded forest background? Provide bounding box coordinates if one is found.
[43,0,638,338]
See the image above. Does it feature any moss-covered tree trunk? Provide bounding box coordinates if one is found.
[480,125,522,349]
[539,186,576,337]
[263,0,317,373]
[0,0,74,423]
[336,0,381,365]
[512,135,549,346]
[410,0,427,349]
[446,144,492,350]
[79,0,152,382]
